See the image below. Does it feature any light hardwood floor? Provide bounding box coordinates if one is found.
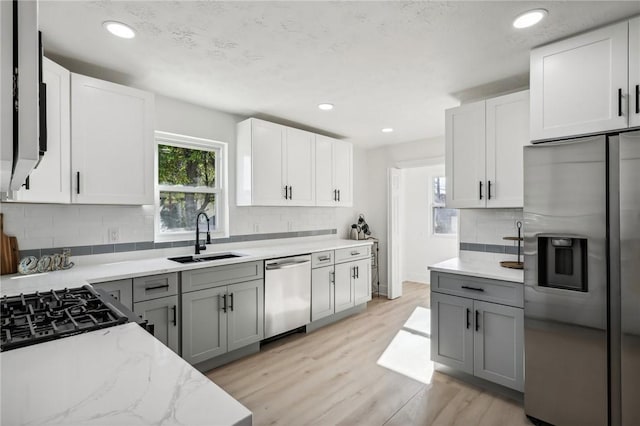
[207,282,533,426]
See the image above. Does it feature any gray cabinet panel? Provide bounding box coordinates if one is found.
[93,279,133,310]
[335,245,371,263]
[227,280,264,352]
[473,300,524,391]
[182,261,264,293]
[133,273,178,302]
[431,292,474,374]
[133,295,179,354]
[334,262,354,313]
[311,266,335,321]
[431,271,523,308]
[353,258,371,305]
[182,286,228,364]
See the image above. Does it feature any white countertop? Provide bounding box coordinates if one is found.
[1,323,252,426]
[428,251,524,283]
[1,238,374,296]
[0,237,373,426]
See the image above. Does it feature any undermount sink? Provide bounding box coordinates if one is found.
[168,252,245,264]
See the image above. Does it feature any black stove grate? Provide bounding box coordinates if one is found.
[0,285,129,352]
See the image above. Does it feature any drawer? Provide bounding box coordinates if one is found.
[182,260,264,293]
[431,271,523,308]
[133,273,179,302]
[93,279,133,310]
[335,245,371,264]
[311,251,334,268]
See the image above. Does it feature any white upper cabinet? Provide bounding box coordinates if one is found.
[14,58,71,203]
[446,90,530,209]
[445,100,486,208]
[530,21,629,141]
[630,17,640,128]
[315,135,353,207]
[486,90,530,208]
[237,118,330,207]
[71,73,154,205]
[284,127,315,206]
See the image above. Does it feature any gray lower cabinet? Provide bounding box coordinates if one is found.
[431,292,474,374]
[353,258,371,305]
[182,286,228,364]
[92,279,133,310]
[311,266,335,321]
[227,279,264,352]
[431,271,524,392]
[133,295,179,354]
[334,258,372,313]
[473,300,524,390]
[334,262,355,313]
[182,278,264,365]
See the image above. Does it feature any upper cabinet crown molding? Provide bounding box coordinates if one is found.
[237,118,352,207]
[530,18,639,141]
[445,90,530,209]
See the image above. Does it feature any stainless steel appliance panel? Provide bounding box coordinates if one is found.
[264,255,311,338]
[523,135,608,426]
[620,131,640,425]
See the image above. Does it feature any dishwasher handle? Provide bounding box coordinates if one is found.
[265,259,311,270]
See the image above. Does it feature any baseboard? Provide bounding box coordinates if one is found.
[434,363,524,403]
[306,303,367,333]
[195,342,261,372]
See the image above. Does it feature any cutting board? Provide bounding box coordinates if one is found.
[1,213,19,275]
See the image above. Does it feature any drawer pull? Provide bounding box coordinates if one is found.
[461,285,484,292]
[145,284,170,291]
[351,251,360,256]
[318,256,331,261]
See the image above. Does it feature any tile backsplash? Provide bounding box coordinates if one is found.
[459,208,524,252]
[1,202,355,251]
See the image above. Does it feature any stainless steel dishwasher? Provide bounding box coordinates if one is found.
[264,255,311,338]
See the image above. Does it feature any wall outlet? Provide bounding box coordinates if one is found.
[108,227,120,243]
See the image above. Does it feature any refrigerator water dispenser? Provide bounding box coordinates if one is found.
[538,236,588,292]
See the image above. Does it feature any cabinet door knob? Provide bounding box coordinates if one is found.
[221,294,227,313]
[171,305,177,326]
[487,180,492,200]
[636,84,639,114]
[76,172,81,195]
[466,308,470,329]
[475,310,480,331]
[229,292,234,312]
[479,181,483,200]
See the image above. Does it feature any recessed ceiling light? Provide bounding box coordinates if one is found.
[381,128,394,133]
[103,21,136,39]
[318,103,334,111]
[513,9,548,29]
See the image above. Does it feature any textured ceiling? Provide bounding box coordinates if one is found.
[40,1,640,147]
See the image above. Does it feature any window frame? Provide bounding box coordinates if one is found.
[154,131,229,242]
[431,175,458,238]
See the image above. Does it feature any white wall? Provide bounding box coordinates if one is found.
[401,165,458,283]
[1,93,368,250]
[363,136,446,294]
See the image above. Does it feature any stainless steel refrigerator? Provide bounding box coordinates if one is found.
[523,130,640,426]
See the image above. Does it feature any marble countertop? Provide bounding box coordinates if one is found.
[428,251,524,283]
[1,238,374,296]
[1,323,251,426]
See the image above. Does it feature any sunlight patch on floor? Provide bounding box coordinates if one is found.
[377,306,434,384]
[403,306,431,337]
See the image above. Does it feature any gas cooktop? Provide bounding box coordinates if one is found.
[0,285,131,352]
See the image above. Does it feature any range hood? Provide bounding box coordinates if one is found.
[1,0,42,192]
